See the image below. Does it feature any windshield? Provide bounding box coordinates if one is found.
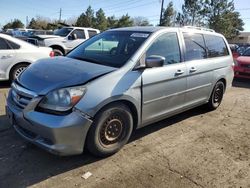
[54,28,73,37]
[243,48,250,56]
[67,31,150,68]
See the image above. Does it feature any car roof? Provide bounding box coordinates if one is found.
[0,33,37,48]
[109,26,168,33]
[108,26,223,36]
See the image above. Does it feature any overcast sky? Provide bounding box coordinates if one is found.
[0,0,249,31]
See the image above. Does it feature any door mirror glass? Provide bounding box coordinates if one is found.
[145,55,165,68]
[68,33,77,40]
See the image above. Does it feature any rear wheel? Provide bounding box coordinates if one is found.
[53,48,64,56]
[207,81,225,110]
[10,63,29,82]
[86,103,133,157]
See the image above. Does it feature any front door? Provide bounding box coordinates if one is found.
[65,29,86,49]
[142,32,187,125]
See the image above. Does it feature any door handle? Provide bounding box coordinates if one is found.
[190,67,197,73]
[175,70,185,76]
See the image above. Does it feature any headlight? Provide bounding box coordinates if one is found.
[38,86,86,112]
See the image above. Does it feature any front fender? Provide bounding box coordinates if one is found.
[75,68,142,125]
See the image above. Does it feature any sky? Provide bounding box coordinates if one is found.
[0,0,250,31]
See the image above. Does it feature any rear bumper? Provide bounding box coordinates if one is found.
[234,66,250,79]
[6,97,93,156]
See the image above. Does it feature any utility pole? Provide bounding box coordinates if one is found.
[159,0,164,26]
[26,16,29,28]
[59,8,62,23]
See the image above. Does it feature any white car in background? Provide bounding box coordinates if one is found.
[29,27,100,56]
[0,33,54,81]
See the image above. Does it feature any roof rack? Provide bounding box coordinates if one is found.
[183,26,215,33]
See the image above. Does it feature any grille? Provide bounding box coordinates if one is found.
[241,64,250,68]
[11,83,37,109]
[239,72,250,77]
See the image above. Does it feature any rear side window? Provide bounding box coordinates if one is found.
[0,38,11,50]
[6,39,20,49]
[72,29,86,39]
[183,33,207,61]
[146,32,181,65]
[88,30,98,38]
[204,35,229,57]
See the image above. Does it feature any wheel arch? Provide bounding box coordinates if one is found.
[91,98,140,131]
[8,62,31,80]
[49,45,65,55]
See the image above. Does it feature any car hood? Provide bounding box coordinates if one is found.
[35,35,62,39]
[17,56,117,95]
[237,56,250,64]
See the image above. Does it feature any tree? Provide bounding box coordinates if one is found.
[116,14,133,28]
[203,0,244,38]
[160,1,175,26]
[76,6,95,27]
[3,19,24,30]
[107,16,118,29]
[132,17,151,26]
[182,0,204,26]
[95,8,107,31]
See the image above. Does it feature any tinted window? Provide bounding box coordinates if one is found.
[0,38,11,50]
[242,48,250,56]
[183,33,207,61]
[6,39,20,49]
[204,35,229,57]
[146,32,181,65]
[67,31,150,68]
[54,28,73,37]
[88,30,98,38]
[72,29,86,39]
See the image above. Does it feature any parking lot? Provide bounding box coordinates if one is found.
[0,79,249,188]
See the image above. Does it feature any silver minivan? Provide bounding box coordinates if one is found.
[6,26,234,157]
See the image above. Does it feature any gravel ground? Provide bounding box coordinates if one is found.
[0,79,249,188]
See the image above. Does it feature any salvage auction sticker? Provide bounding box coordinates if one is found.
[130,33,149,38]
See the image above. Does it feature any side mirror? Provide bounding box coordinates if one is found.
[68,33,77,40]
[145,55,165,68]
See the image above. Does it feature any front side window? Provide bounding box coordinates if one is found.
[183,33,207,61]
[71,29,86,39]
[204,35,229,57]
[146,32,181,65]
[0,38,11,50]
[67,31,150,68]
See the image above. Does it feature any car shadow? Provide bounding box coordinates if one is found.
[233,78,250,89]
[0,105,209,188]
[0,81,11,89]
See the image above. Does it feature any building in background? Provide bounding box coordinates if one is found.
[228,32,250,44]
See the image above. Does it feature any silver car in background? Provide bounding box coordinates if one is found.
[6,26,234,157]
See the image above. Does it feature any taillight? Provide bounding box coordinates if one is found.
[49,51,55,57]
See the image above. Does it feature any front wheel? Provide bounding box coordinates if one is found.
[86,103,133,157]
[10,63,29,82]
[207,81,225,110]
[53,49,64,56]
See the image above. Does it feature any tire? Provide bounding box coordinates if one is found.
[53,48,64,56]
[207,81,225,110]
[86,103,133,157]
[10,63,29,82]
